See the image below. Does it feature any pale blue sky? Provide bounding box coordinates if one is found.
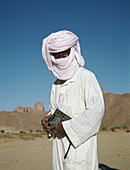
[0,0,129,111]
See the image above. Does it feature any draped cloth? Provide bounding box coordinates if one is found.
[49,67,105,170]
[42,30,85,80]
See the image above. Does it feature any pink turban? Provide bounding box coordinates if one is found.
[42,30,85,80]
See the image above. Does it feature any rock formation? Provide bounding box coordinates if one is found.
[33,102,44,112]
[15,106,33,113]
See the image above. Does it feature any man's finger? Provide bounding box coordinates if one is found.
[50,125,56,131]
[48,114,52,118]
[44,117,48,123]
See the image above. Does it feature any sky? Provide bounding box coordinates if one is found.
[0,0,129,112]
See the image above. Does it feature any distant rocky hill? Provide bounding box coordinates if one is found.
[0,92,130,132]
[0,102,47,132]
[101,93,130,129]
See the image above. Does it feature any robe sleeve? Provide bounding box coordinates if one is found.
[47,84,55,116]
[62,71,105,148]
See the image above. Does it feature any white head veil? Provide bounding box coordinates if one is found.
[42,30,85,80]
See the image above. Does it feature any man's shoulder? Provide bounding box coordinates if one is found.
[78,67,95,77]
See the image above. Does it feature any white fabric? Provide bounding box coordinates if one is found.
[49,67,105,170]
[42,30,85,80]
[51,48,79,80]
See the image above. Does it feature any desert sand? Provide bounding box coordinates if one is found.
[0,131,129,170]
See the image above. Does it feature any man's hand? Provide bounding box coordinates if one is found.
[51,122,66,138]
[41,115,66,138]
[41,114,52,132]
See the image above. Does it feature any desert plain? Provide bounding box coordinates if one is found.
[0,130,130,170]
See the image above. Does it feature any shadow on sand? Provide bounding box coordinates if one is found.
[99,163,119,170]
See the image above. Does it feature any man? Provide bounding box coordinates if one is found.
[42,30,104,170]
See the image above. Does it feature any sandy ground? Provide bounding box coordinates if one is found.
[0,131,129,170]
[97,131,130,170]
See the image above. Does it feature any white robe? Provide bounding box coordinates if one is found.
[49,67,104,170]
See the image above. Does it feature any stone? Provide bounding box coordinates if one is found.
[15,106,24,112]
[26,107,33,112]
[15,106,33,113]
[33,102,44,112]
